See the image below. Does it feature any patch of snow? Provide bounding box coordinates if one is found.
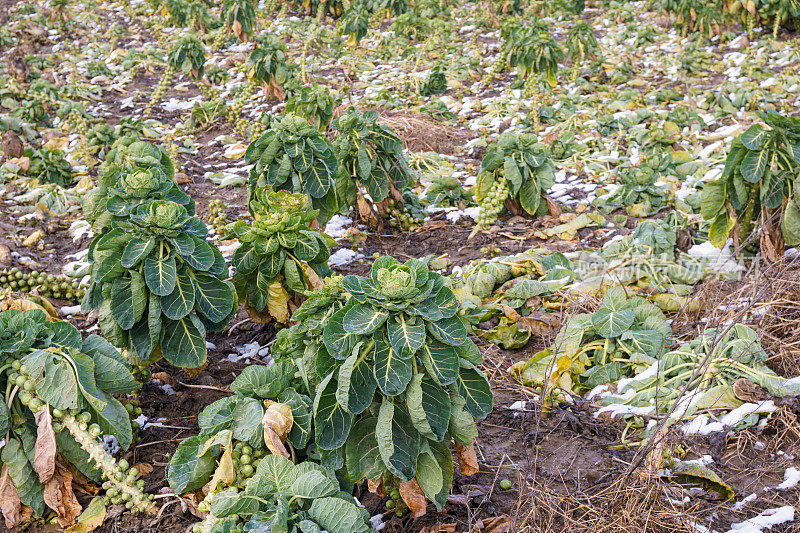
[329,248,363,268]
[776,467,800,490]
[732,493,757,511]
[325,215,353,239]
[726,506,795,533]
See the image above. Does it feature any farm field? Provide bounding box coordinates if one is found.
[1,0,800,531]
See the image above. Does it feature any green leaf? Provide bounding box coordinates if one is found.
[456,365,494,419]
[406,374,451,441]
[290,470,338,499]
[308,497,372,533]
[144,254,177,296]
[304,157,333,199]
[591,308,635,338]
[427,439,454,511]
[740,124,767,150]
[426,315,467,346]
[184,237,216,271]
[233,245,260,275]
[167,435,221,494]
[708,212,735,248]
[314,372,354,450]
[110,274,147,330]
[233,397,266,448]
[1,438,46,517]
[278,388,313,449]
[343,303,388,335]
[294,230,321,261]
[448,395,478,446]
[198,396,238,436]
[246,454,296,498]
[336,351,377,415]
[162,315,207,368]
[376,400,420,481]
[740,148,769,183]
[161,270,196,320]
[194,273,235,323]
[700,179,726,220]
[419,340,459,386]
[782,196,800,246]
[323,303,357,359]
[415,447,444,503]
[121,238,155,268]
[231,360,293,399]
[387,313,426,359]
[24,349,80,410]
[373,329,413,396]
[518,176,541,215]
[345,416,383,483]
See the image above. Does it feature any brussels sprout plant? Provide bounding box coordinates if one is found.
[309,257,492,512]
[82,200,237,370]
[148,36,207,110]
[285,83,338,131]
[331,107,414,225]
[701,109,800,261]
[474,131,556,228]
[0,307,153,528]
[246,114,339,225]
[230,188,331,324]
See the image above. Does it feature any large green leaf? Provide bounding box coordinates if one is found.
[415,446,444,504]
[343,303,388,335]
[162,315,207,368]
[246,454,296,498]
[406,374,451,441]
[427,439,454,511]
[144,254,177,296]
[121,238,155,268]
[373,330,413,396]
[386,313,426,359]
[323,303,357,359]
[456,365,493,419]
[230,360,293,399]
[376,400,420,481]
[233,245,260,275]
[314,372,354,450]
[1,438,46,516]
[336,350,377,415]
[294,230,321,261]
[198,396,239,436]
[740,124,768,150]
[290,470,338,499]
[167,435,220,494]
[308,497,372,533]
[448,395,478,446]
[740,148,769,183]
[278,388,313,449]
[23,349,80,410]
[419,340,459,386]
[345,416,383,483]
[304,157,333,199]
[183,237,216,271]
[110,274,147,329]
[426,315,467,346]
[591,308,635,338]
[194,273,235,323]
[161,270,196,320]
[782,196,800,246]
[233,397,266,449]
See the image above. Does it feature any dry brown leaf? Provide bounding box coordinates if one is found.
[471,515,513,533]
[357,192,381,227]
[0,244,11,265]
[151,372,174,386]
[44,466,83,528]
[131,463,153,478]
[456,443,479,476]
[0,466,25,529]
[244,302,273,324]
[545,195,561,217]
[174,172,191,184]
[34,408,57,483]
[732,378,769,402]
[262,402,294,458]
[399,479,428,518]
[185,491,207,519]
[516,311,562,336]
[301,263,324,289]
[366,477,385,496]
[1,296,59,319]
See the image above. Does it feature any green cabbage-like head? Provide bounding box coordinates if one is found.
[376,264,417,299]
[118,169,160,198]
[146,201,184,229]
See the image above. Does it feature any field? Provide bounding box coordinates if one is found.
[1,0,800,531]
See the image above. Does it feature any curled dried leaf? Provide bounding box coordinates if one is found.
[262,402,294,458]
[456,443,479,476]
[34,408,57,484]
[44,467,83,528]
[399,479,428,518]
